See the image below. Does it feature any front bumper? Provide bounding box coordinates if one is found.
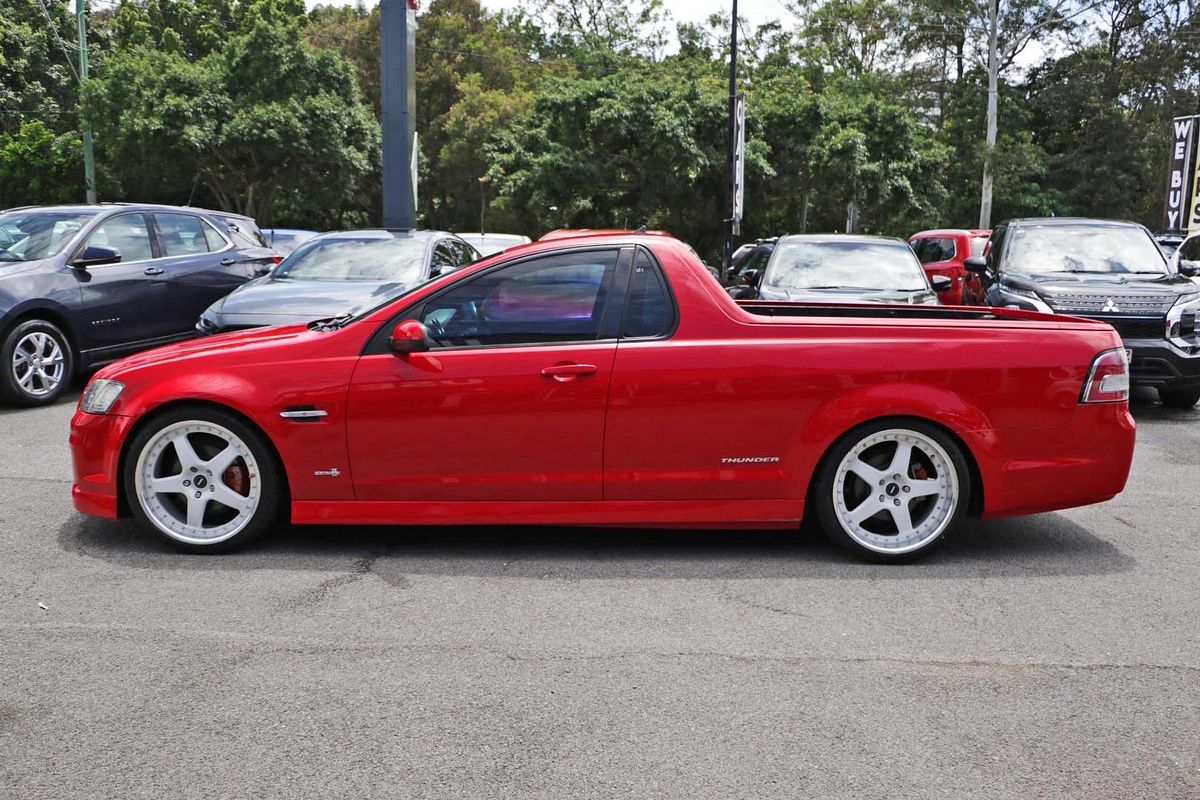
[1123,339,1200,389]
[69,409,136,519]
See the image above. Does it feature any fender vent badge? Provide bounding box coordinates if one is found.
[314,468,342,478]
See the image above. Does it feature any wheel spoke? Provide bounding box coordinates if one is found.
[888,441,913,477]
[185,495,208,529]
[847,457,885,486]
[206,444,240,474]
[889,502,915,537]
[17,370,33,389]
[170,432,202,471]
[847,496,885,526]
[908,479,942,498]
[211,483,251,513]
[148,474,189,494]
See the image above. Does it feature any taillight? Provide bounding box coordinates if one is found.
[271,254,283,265]
[1080,348,1130,404]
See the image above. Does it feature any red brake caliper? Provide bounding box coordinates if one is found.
[223,461,248,496]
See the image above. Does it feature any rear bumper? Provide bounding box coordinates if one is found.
[69,409,136,519]
[969,402,1136,519]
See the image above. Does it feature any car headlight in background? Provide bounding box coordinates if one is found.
[1167,294,1200,350]
[998,283,1053,313]
[80,379,125,414]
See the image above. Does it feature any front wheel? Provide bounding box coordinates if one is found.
[0,319,74,406]
[811,420,971,563]
[1159,387,1200,410]
[123,407,282,553]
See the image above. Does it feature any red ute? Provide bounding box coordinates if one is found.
[909,229,991,305]
[70,233,1135,562]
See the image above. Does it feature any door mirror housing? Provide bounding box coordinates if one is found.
[930,275,953,292]
[740,268,760,286]
[71,245,121,268]
[1179,260,1200,278]
[388,320,430,355]
[963,256,988,273]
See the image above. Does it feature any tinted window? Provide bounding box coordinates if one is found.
[1180,237,1200,262]
[623,251,672,338]
[453,240,480,265]
[764,239,928,291]
[1005,224,1167,275]
[969,236,987,258]
[418,250,618,347]
[430,242,457,277]
[201,219,228,251]
[915,237,956,264]
[275,236,428,282]
[155,213,210,256]
[220,217,268,249]
[84,214,154,262]
[0,210,95,261]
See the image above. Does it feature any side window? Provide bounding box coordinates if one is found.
[455,240,480,265]
[430,242,457,277]
[155,213,210,257]
[83,214,154,263]
[915,237,955,264]
[909,239,926,261]
[416,250,619,348]
[623,250,674,338]
[201,219,228,251]
[1181,237,1200,262]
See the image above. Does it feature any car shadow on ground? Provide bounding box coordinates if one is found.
[60,510,1133,583]
[0,379,85,417]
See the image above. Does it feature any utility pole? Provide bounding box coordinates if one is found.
[76,0,96,204]
[723,0,739,275]
[978,0,999,229]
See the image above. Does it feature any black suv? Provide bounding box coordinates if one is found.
[972,218,1200,408]
[0,203,277,406]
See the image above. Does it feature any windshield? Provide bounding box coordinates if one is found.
[0,210,96,262]
[1007,225,1168,275]
[273,236,428,282]
[763,239,928,292]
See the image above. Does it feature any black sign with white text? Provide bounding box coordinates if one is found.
[1164,115,1198,234]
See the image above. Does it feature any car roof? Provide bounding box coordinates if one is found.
[539,228,672,241]
[459,232,528,241]
[1006,217,1143,229]
[307,228,451,243]
[1,202,257,221]
[911,228,991,238]
[777,233,909,246]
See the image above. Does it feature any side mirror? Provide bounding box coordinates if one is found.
[964,256,988,274]
[71,245,121,268]
[930,275,953,292]
[1179,260,1200,278]
[740,268,760,286]
[388,319,430,355]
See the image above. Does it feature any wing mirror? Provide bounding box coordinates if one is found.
[740,268,760,286]
[1179,260,1200,278]
[964,256,988,274]
[388,320,430,355]
[71,245,121,268]
[930,275,953,292]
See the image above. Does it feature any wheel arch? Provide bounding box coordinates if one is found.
[803,413,986,520]
[115,399,292,517]
[1,301,82,353]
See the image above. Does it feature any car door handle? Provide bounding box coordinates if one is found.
[220,258,236,266]
[143,267,165,276]
[541,363,598,381]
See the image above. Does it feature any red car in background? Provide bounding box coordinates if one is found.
[909,229,991,305]
[70,232,1134,562]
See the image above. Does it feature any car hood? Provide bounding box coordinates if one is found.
[0,257,54,277]
[761,286,937,304]
[1004,271,1196,296]
[208,276,414,323]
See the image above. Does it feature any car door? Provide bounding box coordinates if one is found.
[913,236,962,303]
[345,247,626,502]
[151,211,252,332]
[71,212,176,349]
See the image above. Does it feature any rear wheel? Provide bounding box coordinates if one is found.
[123,407,282,553]
[0,319,74,406]
[1159,387,1200,410]
[811,420,970,563]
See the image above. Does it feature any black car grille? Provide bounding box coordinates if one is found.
[1043,292,1176,315]
[1103,317,1166,340]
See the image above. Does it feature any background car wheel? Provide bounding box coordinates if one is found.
[123,407,283,553]
[1159,387,1200,409]
[0,319,74,406]
[811,419,971,563]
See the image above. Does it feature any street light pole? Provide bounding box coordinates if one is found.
[76,0,96,204]
[723,0,739,275]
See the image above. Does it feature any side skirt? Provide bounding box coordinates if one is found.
[291,499,805,528]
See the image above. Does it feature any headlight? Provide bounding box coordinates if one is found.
[80,379,125,414]
[999,283,1052,313]
[1167,294,1200,346]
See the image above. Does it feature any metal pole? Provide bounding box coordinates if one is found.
[978,0,999,229]
[76,0,96,204]
[723,0,738,275]
[381,0,416,230]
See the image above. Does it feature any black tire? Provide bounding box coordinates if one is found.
[123,406,283,553]
[1159,387,1200,410]
[0,319,75,406]
[810,418,971,563]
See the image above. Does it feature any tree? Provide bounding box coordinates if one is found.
[0,121,83,208]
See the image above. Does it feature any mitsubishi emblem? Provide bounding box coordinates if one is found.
[1101,298,1119,313]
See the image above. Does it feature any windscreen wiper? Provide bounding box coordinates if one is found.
[308,314,354,331]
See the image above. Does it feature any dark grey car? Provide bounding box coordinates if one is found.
[0,204,277,406]
[196,230,480,334]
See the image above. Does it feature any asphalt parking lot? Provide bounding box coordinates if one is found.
[1,388,1198,799]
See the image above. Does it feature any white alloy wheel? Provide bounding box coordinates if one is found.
[12,330,66,398]
[830,428,960,556]
[134,420,262,546]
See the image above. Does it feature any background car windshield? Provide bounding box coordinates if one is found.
[274,237,428,282]
[764,240,928,291]
[0,211,95,262]
[1007,225,1167,274]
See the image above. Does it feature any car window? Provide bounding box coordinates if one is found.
[623,250,673,338]
[0,210,95,262]
[430,242,458,277]
[201,219,229,251]
[1005,224,1167,275]
[454,240,480,265]
[84,214,155,263]
[764,239,929,291]
[416,250,619,348]
[915,237,956,264]
[155,213,211,257]
[219,217,268,249]
[1180,237,1200,262]
[969,236,987,258]
[275,236,428,282]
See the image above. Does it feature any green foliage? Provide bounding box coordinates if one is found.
[0,121,83,207]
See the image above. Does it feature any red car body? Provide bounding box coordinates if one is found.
[71,234,1133,535]
[909,229,991,305]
